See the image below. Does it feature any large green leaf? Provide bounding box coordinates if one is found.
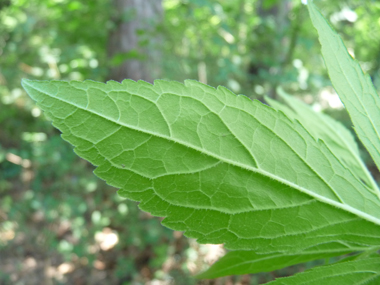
[266,256,380,285]
[308,2,380,173]
[22,78,380,254]
[196,247,359,279]
[265,89,379,193]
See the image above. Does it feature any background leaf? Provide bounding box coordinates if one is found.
[266,256,380,285]
[196,247,360,279]
[308,2,380,177]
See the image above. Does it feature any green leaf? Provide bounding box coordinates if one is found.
[196,247,358,279]
[308,2,380,174]
[264,95,298,121]
[266,257,380,285]
[265,89,379,193]
[21,78,380,253]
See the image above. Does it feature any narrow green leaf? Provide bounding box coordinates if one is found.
[196,247,357,279]
[335,246,380,264]
[266,257,380,285]
[308,2,380,174]
[264,95,298,121]
[22,79,380,253]
[266,89,379,193]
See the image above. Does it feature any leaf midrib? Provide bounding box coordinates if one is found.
[23,80,380,226]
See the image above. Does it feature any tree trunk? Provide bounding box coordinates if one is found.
[108,0,162,83]
[248,0,293,99]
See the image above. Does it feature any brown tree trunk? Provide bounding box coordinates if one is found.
[108,0,162,83]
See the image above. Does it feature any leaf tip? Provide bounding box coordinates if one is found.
[21,78,36,99]
[21,78,31,87]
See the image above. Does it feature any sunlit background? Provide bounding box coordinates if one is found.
[1,0,380,284]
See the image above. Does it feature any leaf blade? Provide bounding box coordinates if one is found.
[22,78,380,253]
[196,248,359,279]
[266,257,380,285]
[266,89,378,193]
[308,2,380,175]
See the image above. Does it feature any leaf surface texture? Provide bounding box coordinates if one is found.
[22,78,380,253]
[265,89,378,192]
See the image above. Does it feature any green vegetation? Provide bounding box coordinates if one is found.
[3,0,380,284]
[20,2,380,284]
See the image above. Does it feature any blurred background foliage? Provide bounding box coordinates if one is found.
[1,0,380,284]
